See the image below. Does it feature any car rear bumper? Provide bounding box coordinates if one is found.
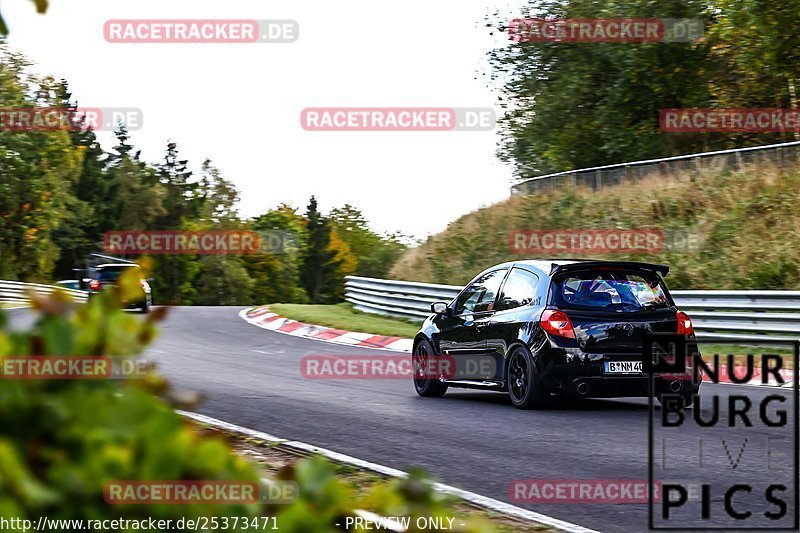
[549,375,700,398]
[86,290,148,308]
[537,346,702,398]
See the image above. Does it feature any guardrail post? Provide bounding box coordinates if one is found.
[595,169,601,190]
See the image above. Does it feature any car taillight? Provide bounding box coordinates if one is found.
[89,279,101,291]
[540,310,576,339]
[677,310,694,336]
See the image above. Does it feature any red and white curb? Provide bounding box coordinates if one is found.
[240,307,413,352]
[704,366,795,388]
[179,410,599,533]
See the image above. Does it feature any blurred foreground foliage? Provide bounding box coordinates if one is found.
[0,277,494,531]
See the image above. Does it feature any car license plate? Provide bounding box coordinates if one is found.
[604,361,643,374]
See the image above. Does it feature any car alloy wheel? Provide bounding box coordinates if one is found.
[412,340,448,397]
[509,350,529,403]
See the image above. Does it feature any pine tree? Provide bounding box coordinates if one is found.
[154,141,199,228]
[300,196,341,303]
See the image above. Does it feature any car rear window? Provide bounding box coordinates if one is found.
[97,267,139,282]
[550,270,670,312]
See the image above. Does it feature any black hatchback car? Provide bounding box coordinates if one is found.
[412,260,700,409]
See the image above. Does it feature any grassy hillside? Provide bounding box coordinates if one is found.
[390,164,800,289]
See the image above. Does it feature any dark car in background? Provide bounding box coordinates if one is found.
[412,260,700,409]
[82,263,152,313]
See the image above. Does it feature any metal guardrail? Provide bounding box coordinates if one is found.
[0,280,88,306]
[345,276,800,342]
[511,141,800,195]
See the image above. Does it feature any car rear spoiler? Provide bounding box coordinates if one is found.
[550,261,669,277]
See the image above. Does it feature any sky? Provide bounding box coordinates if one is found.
[4,0,526,240]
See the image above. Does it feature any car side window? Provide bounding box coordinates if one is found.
[453,269,507,315]
[496,268,539,311]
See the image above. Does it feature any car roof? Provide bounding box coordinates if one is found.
[513,259,587,269]
[480,259,585,273]
[481,259,668,277]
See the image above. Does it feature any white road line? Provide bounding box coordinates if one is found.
[178,410,287,443]
[178,410,600,533]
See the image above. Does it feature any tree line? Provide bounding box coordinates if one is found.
[0,44,407,305]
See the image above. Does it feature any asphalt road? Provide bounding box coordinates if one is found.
[8,307,798,532]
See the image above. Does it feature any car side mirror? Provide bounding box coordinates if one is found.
[431,301,449,315]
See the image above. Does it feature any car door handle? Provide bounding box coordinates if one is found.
[475,323,487,332]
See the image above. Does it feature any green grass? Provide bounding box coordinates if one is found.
[266,303,421,338]
[389,164,800,290]
[698,343,795,370]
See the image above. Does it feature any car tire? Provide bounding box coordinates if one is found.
[139,295,151,314]
[507,345,549,409]
[412,339,448,398]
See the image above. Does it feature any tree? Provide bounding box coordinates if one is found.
[197,159,240,227]
[192,255,254,305]
[299,197,340,304]
[51,80,111,279]
[705,0,800,142]
[154,142,199,229]
[180,160,254,306]
[147,143,202,304]
[246,204,308,304]
[487,0,713,178]
[105,129,165,231]
[327,229,357,300]
[0,47,83,280]
[328,205,408,278]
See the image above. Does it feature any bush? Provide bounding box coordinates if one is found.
[389,165,800,290]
